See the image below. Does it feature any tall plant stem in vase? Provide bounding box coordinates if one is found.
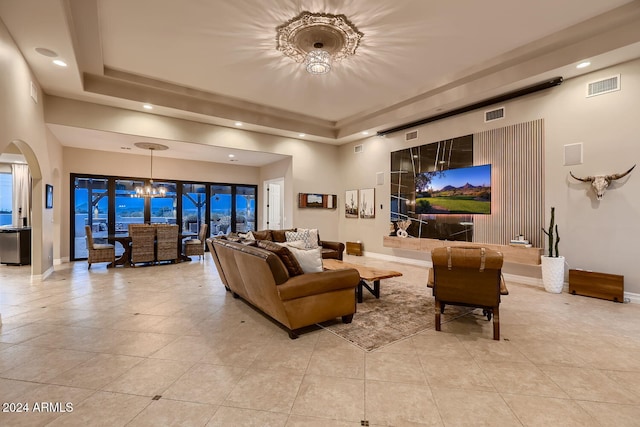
[542,206,560,257]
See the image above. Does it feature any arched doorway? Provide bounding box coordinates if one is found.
[1,140,46,277]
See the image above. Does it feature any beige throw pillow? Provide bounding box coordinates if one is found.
[284,240,323,273]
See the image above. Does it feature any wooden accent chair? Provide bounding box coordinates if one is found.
[428,246,508,340]
[128,224,156,266]
[85,225,115,269]
[156,224,179,263]
[184,223,208,260]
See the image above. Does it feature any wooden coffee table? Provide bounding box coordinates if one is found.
[323,259,403,303]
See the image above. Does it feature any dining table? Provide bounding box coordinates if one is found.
[108,231,198,267]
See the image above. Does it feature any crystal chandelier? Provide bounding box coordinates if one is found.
[305,43,331,74]
[276,11,363,75]
[133,142,168,198]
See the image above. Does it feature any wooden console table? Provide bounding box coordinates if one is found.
[383,236,543,266]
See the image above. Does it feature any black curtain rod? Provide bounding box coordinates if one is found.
[376,76,563,137]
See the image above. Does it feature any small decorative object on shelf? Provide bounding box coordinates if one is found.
[509,235,532,247]
[346,241,363,256]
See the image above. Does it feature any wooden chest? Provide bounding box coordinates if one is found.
[346,242,363,256]
[568,269,624,303]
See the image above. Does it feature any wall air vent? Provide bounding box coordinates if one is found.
[354,144,363,153]
[587,74,620,97]
[484,107,505,122]
[405,130,418,141]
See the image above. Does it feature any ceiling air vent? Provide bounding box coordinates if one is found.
[587,74,620,97]
[484,107,505,122]
[354,144,363,153]
[405,130,418,141]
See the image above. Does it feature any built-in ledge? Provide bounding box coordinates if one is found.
[383,236,542,266]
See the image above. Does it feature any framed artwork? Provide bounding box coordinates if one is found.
[298,193,337,209]
[45,184,53,209]
[359,188,375,218]
[345,189,358,218]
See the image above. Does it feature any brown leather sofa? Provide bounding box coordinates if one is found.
[428,246,508,340]
[206,237,360,338]
[248,229,345,260]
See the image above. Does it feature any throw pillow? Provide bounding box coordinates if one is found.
[296,228,319,248]
[285,229,309,245]
[284,243,323,273]
[256,240,304,277]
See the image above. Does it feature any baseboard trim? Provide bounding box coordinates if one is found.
[32,266,54,282]
[624,291,640,304]
[502,273,544,288]
[365,251,571,292]
[54,257,69,265]
[363,251,430,267]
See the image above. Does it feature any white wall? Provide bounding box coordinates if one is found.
[339,59,640,293]
[0,18,63,276]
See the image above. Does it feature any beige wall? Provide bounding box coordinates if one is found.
[46,99,344,242]
[0,18,63,276]
[259,157,293,229]
[60,147,262,260]
[338,58,640,294]
[5,10,638,292]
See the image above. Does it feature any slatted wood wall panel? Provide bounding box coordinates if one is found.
[473,119,544,248]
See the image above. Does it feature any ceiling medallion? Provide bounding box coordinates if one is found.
[276,11,363,74]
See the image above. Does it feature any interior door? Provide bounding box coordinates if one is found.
[265,178,284,230]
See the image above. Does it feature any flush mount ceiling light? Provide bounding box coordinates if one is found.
[276,11,363,75]
[35,47,58,57]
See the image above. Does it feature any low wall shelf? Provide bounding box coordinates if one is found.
[382,236,543,266]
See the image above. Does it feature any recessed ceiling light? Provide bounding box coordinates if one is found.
[235,122,242,126]
[576,61,591,69]
[299,133,306,137]
[362,131,369,135]
[228,154,235,158]
[52,59,67,67]
[35,47,58,57]
[143,104,153,110]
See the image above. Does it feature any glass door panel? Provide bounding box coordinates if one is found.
[115,179,145,234]
[150,181,177,225]
[73,177,109,259]
[236,186,256,233]
[182,183,206,235]
[210,185,231,236]
[0,173,13,226]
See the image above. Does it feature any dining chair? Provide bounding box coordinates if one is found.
[156,224,179,263]
[184,223,208,260]
[85,225,115,269]
[128,224,156,266]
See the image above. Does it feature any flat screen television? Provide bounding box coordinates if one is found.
[415,164,491,214]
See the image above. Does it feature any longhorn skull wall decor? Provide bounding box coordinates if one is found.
[569,164,636,200]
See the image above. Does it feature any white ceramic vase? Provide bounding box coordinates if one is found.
[541,255,565,293]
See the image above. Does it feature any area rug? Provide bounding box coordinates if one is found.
[319,279,472,351]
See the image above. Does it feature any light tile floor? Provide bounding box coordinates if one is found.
[1,255,639,426]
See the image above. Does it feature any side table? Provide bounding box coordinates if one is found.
[346,241,363,256]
